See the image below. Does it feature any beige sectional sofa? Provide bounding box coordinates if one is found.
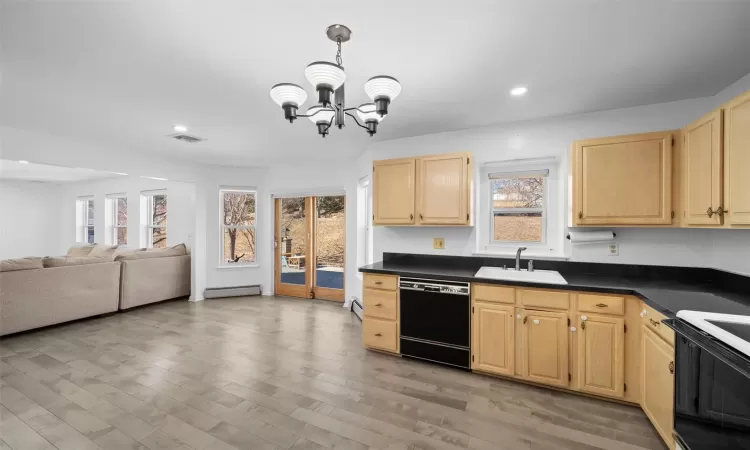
[0,243,191,336]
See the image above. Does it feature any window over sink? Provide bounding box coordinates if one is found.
[478,157,563,258]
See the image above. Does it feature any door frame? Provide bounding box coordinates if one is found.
[273,195,345,302]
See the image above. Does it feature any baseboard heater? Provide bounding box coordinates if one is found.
[351,299,363,321]
[204,285,262,299]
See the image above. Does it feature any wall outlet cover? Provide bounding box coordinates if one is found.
[433,238,445,249]
[608,243,619,256]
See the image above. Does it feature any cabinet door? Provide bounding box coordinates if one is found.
[641,326,675,449]
[724,90,750,225]
[416,153,469,225]
[573,131,673,225]
[373,158,416,225]
[472,302,514,376]
[521,309,569,388]
[576,314,625,398]
[684,110,723,226]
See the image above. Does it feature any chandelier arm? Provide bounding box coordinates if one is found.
[345,112,371,131]
[297,107,335,118]
[322,115,335,133]
[343,107,365,113]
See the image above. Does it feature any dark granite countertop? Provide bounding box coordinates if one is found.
[359,253,750,319]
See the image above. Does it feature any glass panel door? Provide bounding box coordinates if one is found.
[275,197,311,298]
[313,196,345,301]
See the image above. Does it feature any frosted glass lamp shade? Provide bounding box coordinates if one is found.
[307,106,335,125]
[364,75,401,102]
[304,62,346,91]
[356,103,384,123]
[269,83,307,107]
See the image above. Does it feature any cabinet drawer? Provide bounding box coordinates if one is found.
[641,303,674,346]
[363,288,398,320]
[578,293,625,315]
[364,274,398,291]
[363,317,399,353]
[472,284,515,304]
[518,289,570,310]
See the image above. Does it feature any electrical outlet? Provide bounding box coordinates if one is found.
[433,238,445,249]
[608,243,619,256]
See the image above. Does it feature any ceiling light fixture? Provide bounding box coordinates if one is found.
[270,24,401,138]
[173,124,188,133]
[510,86,528,97]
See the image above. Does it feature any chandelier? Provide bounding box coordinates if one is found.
[269,24,401,138]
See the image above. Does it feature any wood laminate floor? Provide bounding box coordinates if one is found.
[0,296,665,450]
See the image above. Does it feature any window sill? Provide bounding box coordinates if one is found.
[473,250,569,261]
[216,263,260,270]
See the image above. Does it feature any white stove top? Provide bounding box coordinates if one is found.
[677,310,750,358]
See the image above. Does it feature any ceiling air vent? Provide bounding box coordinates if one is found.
[168,133,205,143]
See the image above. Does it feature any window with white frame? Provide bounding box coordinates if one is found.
[357,177,372,271]
[489,169,548,244]
[220,188,256,265]
[76,197,95,244]
[106,194,127,245]
[142,191,167,248]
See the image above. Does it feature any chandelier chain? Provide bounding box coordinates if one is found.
[336,37,343,66]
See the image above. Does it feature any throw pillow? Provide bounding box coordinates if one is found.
[89,244,118,260]
[67,244,95,257]
[42,255,110,268]
[0,257,44,272]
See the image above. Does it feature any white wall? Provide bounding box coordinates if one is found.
[353,71,750,277]
[0,180,62,259]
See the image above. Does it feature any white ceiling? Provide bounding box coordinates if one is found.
[0,160,122,183]
[1,1,749,167]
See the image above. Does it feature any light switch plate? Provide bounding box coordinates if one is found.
[433,238,445,249]
[608,243,619,256]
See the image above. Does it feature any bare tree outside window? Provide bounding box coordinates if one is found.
[145,194,167,248]
[222,190,256,264]
[491,176,545,242]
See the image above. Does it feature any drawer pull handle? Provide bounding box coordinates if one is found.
[374,333,382,337]
[523,317,528,324]
[375,303,382,307]
[581,321,586,330]
[595,303,608,308]
[649,318,660,327]
[374,281,382,285]
[669,361,674,374]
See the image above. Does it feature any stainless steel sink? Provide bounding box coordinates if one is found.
[474,266,568,285]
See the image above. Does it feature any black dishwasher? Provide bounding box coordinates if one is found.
[399,277,471,369]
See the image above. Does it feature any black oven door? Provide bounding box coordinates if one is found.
[670,320,750,450]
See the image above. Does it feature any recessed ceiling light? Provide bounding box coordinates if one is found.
[18,160,29,164]
[173,124,188,133]
[510,86,528,97]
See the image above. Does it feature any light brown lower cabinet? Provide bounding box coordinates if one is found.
[471,301,514,376]
[362,274,400,354]
[641,325,675,449]
[576,313,625,398]
[519,309,569,388]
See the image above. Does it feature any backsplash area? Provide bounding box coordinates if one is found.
[373,227,750,276]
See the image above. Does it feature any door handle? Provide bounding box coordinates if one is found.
[410,214,413,220]
[649,318,659,327]
[375,333,382,337]
[581,321,586,330]
[707,207,715,218]
[523,317,528,324]
[669,361,675,374]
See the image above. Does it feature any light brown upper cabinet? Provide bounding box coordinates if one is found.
[372,157,416,225]
[372,152,472,226]
[416,153,470,225]
[576,313,625,399]
[684,110,724,226]
[572,131,674,226]
[723,90,750,226]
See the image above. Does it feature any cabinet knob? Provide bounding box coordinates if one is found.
[570,327,577,332]
[581,315,588,321]
[707,207,715,218]
[578,211,583,219]
[669,361,675,374]
[410,213,414,220]
[717,206,728,217]
[533,320,540,325]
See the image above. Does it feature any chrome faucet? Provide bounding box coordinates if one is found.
[515,247,527,271]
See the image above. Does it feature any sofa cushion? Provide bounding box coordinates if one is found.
[116,243,187,261]
[67,244,95,257]
[43,255,111,268]
[89,244,119,260]
[0,257,44,272]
